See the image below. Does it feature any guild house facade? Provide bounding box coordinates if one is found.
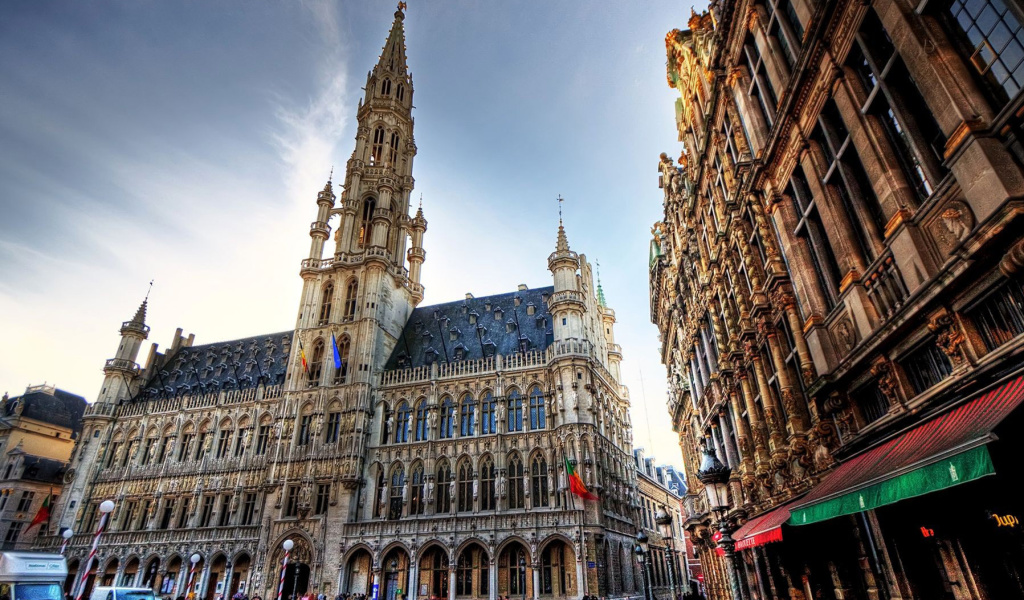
[650,0,1024,598]
[40,6,645,600]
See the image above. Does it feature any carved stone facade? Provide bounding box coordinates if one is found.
[652,1,1024,598]
[39,7,639,600]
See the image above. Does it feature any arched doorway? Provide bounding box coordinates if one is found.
[271,536,314,600]
[381,547,409,600]
[281,563,310,600]
[65,559,80,595]
[205,554,228,600]
[344,549,372,595]
[163,556,183,596]
[498,542,530,600]
[142,557,161,590]
[455,543,489,599]
[188,556,207,598]
[539,540,575,597]
[419,546,449,600]
[122,557,141,587]
[102,558,119,587]
[231,553,251,598]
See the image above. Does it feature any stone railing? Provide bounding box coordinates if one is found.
[55,525,261,553]
[865,251,909,321]
[343,508,581,539]
[300,257,334,271]
[117,385,282,418]
[104,358,141,376]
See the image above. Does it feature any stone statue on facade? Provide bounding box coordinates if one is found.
[403,478,411,502]
[497,473,507,498]
[449,479,456,502]
[425,479,435,504]
[473,476,479,499]
[427,408,437,434]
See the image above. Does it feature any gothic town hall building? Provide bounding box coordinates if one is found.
[43,8,642,600]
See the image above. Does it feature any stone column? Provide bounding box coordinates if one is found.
[761,318,810,433]
[746,347,786,451]
[489,560,498,600]
[531,564,540,600]
[176,566,189,598]
[407,560,417,600]
[222,564,233,600]
[448,566,456,600]
[199,560,213,600]
[575,558,585,600]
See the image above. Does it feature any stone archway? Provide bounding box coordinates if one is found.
[454,542,490,600]
[497,541,531,600]
[380,546,410,600]
[270,535,315,600]
[418,544,449,600]
[343,548,373,595]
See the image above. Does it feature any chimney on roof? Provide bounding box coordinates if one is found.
[466,293,474,299]
[518,284,528,291]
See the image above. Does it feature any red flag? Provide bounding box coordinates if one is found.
[565,457,598,500]
[26,493,51,531]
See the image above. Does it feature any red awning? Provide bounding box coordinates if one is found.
[733,502,796,550]
[788,374,1024,526]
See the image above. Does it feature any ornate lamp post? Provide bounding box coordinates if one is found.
[278,540,294,600]
[187,554,202,600]
[655,507,678,600]
[60,529,74,555]
[696,441,742,600]
[635,531,653,600]
[518,554,526,600]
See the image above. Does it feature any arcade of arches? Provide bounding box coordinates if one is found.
[341,538,580,600]
[65,552,253,600]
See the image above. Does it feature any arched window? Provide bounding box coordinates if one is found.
[531,454,549,507]
[370,126,385,164]
[395,402,411,443]
[374,469,386,518]
[427,549,449,599]
[508,453,525,510]
[439,397,455,439]
[481,391,496,434]
[389,466,404,520]
[344,279,359,320]
[308,339,325,386]
[396,84,405,102]
[459,394,476,436]
[414,400,429,441]
[333,335,350,384]
[380,78,392,96]
[456,552,473,597]
[457,460,473,512]
[318,282,334,325]
[358,197,376,247]
[388,132,400,166]
[410,463,425,515]
[542,543,568,595]
[479,456,496,511]
[529,386,546,430]
[436,461,453,513]
[507,389,523,432]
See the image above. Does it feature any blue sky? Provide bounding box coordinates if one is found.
[0,1,688,465]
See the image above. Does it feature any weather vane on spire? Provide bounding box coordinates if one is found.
[328,166,334,183]
[419,192,423,209]
[145,280,154,302]
[558,194,564,225]
[398,1,407,11]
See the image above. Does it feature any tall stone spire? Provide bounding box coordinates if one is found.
[375,3,410,78]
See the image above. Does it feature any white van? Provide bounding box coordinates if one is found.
[88,588,156,600]
[0,552,68,600]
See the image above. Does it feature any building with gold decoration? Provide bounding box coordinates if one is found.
[651,1,1024,598]
[38,7,644,600]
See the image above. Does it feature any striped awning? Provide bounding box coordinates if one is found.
[733,502,795,550]
[788,375,1024,526]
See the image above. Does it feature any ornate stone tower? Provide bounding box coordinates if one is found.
[288,1,424,512]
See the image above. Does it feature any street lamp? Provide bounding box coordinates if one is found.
[655,507,678,600]
[517,554,526,600]
[74,500,116,600]
[696,440,742,600]
[60,529,74,555]
[187,554,201,600]
[635,532,652,600]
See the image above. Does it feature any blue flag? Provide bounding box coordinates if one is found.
[331,333,342,369]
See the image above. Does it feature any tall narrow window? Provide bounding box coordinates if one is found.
[380,78,392,96]
[531,454,549,507]
[216,428,232,459]
[481,392,496,434]
[298,414,312,446]
[370,126,385,165]
[344,279,359,320]
[241,493,256,525]
[507,453,525,510]
[388,132,400,166]
[334,336,350,384]
[410,463,425,515]
[765,0,804,68]
[436,461,453,513]
[528,386,546,430]
[938,0,1024,108]
[396,84,405,102]
[788,166,841,308]
[414,400,429,441]
[315,484,330,515]
[743,34,778,126]
[325,411,341,444]
[395,401,411,443]
[507,390,523,432]
[200,495,215,526]
[456,553,473,597]
[358,197,376,248]
[460,394,476,436]
[255,424,270,456]
[284,486,299,518]
[479,456,496,511]
[389,467,404,520]
[373,471,386,518]
[381,405,393,445]
[439,397,456,439]
[457,460,473,512]
[318,282,334,325]
[308,339,324,386]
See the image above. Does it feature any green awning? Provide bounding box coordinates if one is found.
[789,444,995,526]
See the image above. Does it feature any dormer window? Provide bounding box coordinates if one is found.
[482,340,497,358]
[506,320,517,333]
[484,302,492,312]
[449,327,460,342]
[514,296,522,307]
[526,303,536,316]
[424,348,438,365]
[494,308,503,321]
[396,354,411,369]
[414,320,423,333]
[541,293,549,303]
[469,312,479,325]
[453,345,466,361]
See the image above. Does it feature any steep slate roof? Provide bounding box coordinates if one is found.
[136,331,293,400]
[3,389,87,434]
[385,286,555,370]
[18,454,67,485]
